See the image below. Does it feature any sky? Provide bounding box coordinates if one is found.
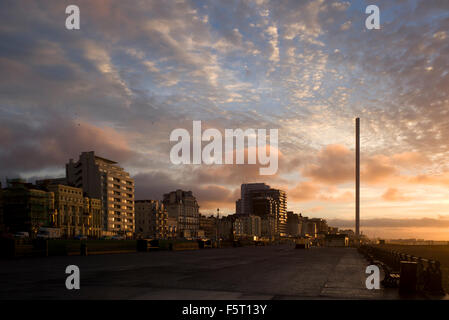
[0,0,448,239]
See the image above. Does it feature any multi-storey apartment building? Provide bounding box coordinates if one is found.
[217,214,235,240]
[309,218,329,235]
[2,179,55,236]
[84,197,102,237]
[167,216,178,239]
[239,183,270,215]
[234,214,261,239]
[301,217,317,238]
[46,184,102,238]
[163,190,199,238]
[237,183,287,237]
[135,200,168,239]
[66,151,135,237]
[286,211,303,237]
[260,215,276,239]
[235,199,242,215]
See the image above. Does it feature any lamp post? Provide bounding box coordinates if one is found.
[216,208,220,248]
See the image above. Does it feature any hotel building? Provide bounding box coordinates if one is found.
[237,183,287,237]
[163,190,199,238]
[46,184,102,238]
[66,151,135,236]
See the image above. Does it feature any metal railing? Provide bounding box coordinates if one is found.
[359,245,445,294]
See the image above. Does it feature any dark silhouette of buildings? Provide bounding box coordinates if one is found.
[236,183,287,238]
[2,179,54,236]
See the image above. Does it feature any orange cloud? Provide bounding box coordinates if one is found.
[362,155,398,184]
[289,181,320,202]
[392,152,430,168]
[300,144,400,186]
[288,180,353,203]
[382,188,411,202]
[319,191,354,202]
[302,144,353,184]
[195,185,240,212]
[309,206,324,213]
[408,171,449,187]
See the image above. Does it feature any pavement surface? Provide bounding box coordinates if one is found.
[0,245,401,299]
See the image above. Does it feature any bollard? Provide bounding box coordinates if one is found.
[80,243,88,256]
[424,261,445,295]
[44,239,49,257]
[415,258,426,291]
[34,239,49,257]
[1,238,15,258]
[399,261,418,294]
[137,239,148,252]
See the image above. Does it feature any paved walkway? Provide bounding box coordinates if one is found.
[0,245,400,299]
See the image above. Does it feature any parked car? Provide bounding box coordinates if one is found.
[37,227,61,239]
[13,231,29,238]
[74,234,88,240]
[100,236,112,240]
[111,235,125,240]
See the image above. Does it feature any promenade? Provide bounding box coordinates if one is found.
[0,245,399,300]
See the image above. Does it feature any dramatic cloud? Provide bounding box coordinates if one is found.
[302,144,353,184]
[133,170,240,212]
[1,0,448,238]
[0,115,135,176]
[362,155,398,184]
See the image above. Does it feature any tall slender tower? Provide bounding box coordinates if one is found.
[355,118,360,237]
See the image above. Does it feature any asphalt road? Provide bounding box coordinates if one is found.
[0,245,399,299]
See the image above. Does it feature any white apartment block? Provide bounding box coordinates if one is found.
[66,151,135,236]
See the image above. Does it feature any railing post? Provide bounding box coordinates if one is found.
[424,260,444,295]
[80,242,88,256]
[399,261,418,294]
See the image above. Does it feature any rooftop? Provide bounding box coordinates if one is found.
[94,155,118,165]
